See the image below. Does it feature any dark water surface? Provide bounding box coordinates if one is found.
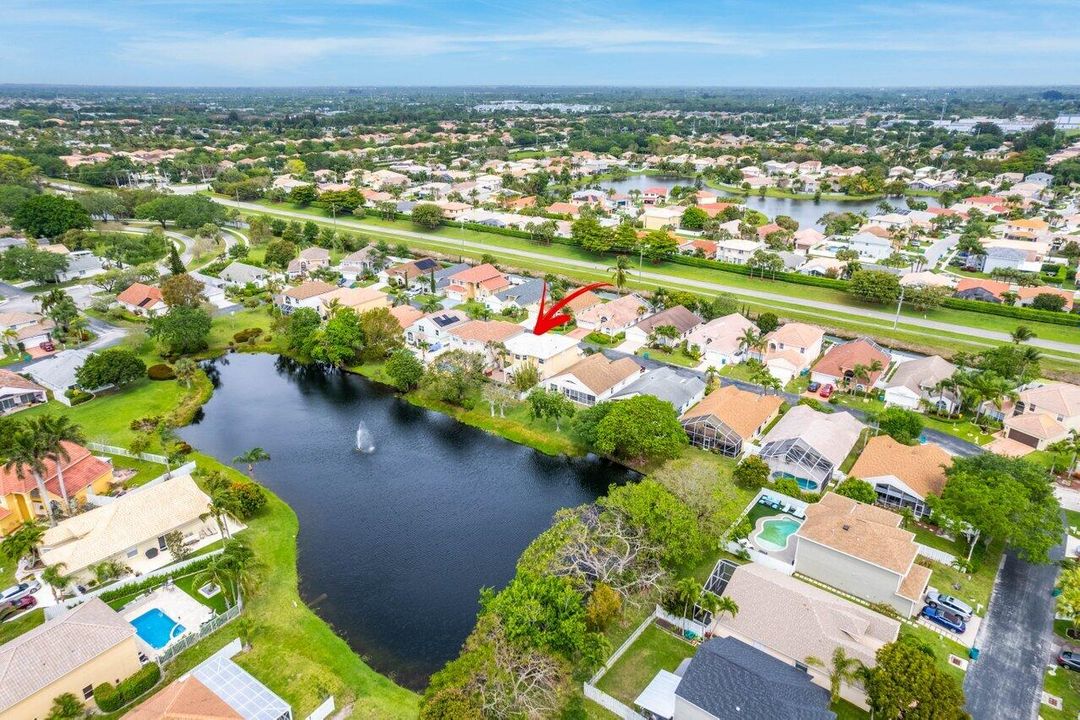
[180,353,636,689]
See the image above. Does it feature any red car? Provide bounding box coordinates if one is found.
[0,595,36,622]
[818,383,834,399]
[39,340,55,352]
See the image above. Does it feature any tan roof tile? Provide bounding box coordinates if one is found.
[681,385,783,439]
[848,436,952,499]
[796,492,918,575]
[556,353,642,394]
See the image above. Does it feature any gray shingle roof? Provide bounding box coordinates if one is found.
[675,637,834,720]
[612,366,704,411]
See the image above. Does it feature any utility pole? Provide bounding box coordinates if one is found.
[892,285,906,329]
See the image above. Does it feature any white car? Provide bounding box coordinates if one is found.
[925,588,974,621]
[0,581,41,604]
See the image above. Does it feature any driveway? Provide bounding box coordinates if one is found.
[963,542,1063,720]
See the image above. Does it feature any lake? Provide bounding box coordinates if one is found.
[179,353,637,689]
[598,174,939,230]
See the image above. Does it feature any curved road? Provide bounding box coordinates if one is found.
[210,197,1080,358]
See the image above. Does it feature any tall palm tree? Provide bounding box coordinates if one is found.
[202,492,240,540]
[609,255,631,293]
[805,648,865,704]
[3,427,56,527]
[174,357,198,389]
[2,327,18,354]
[41,562,71,602]
[0,520,45,565]
[711,594,739,622]
[195,539,262,609]
[673,577,701,620]
[233,447,270,479]
[36,415,85,514]
[738,328,762,357]
[1011,325,1035,345]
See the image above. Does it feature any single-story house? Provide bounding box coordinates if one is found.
[0,598,142,720]
[882,355,958,412]
[710,562,898,710]
[810,338,890,391]
[116,282,166,317]
[56,249,104,283]
[389,305,425,331]
[1016,285,1074,311]
[40,474,238,581]
[382,258,440,288]
[793,492,932,617]
[24,348,98,406]
[680,385,784,457]
[685,313,757,368]
[624,305,703,347]
[486,277,545,315]
[849,435,952,518]
[338,247,383,281]
[276,280,337,315]
[503,332,582,381]
[220,261,274,288]
[756,405,863,492]
[318,286,390,319]
[545,353,643,406]
[575,294,651,335]
[0,368,46,416]
[446,320,524,358]
[612,366,706,415]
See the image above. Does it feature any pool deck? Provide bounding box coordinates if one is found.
[122,584,214,657]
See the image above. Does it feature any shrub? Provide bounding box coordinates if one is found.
[94,682,122,712]
[118,662,161,701]
[129,415,162,432]
[230,480,267,518]
[146,363,176,380]
[233,327,264,343]
[64,387,93,405]
[733,456,770,489]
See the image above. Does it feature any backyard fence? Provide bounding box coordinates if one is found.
[304,696,337,720]
[916,543,958,566]
[583,607,673,720]
[87,442,169,465]
[157,603,242,666]
[61,547,225,609]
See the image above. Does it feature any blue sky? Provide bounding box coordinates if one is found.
[2,0,1079,87]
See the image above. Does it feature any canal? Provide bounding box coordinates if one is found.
[179,352,637,689]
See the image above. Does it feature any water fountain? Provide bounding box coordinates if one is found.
[355,421,375,453]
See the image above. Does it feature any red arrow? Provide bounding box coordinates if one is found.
[532,281,611,335]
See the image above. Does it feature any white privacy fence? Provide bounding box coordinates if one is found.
[157,603,242,665]
[87,441,170,465]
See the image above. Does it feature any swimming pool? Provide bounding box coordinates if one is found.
[755,517,802,552]
[130,608,185,649]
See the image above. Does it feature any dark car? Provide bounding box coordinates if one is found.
[39,340,55,352]
[921,605,966,634]
[0,595,36,622]
[1059,651,1080,672]
[807,381,821,393]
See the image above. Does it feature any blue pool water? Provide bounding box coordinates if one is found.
[130,608,184,649]
[755,517,803,552]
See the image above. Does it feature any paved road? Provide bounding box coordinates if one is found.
[964,540,1063,720]
[598,347,983,457]
[211,197,1080,358]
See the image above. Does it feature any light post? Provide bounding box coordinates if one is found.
[892,285,906,329]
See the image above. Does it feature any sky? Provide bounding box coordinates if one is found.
[2,0,1079,87]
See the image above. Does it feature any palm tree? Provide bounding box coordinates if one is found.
[417,340,431,363]
[41,562,71,602]
[1011,325,1035,344]
[711,594,739,622]
[738,327,762,357]
[2,327,18,355]
[609,255,631,293]
[673,577,701,620]
[1018,345,1041,379]
[805,648,865,704]
[174,357,198,388]
[202,492,240,540]
[3,426,57,527]
[37,415,85,514]
[0,520,45,565]
[195,539,262,609]
[233,447,270,479]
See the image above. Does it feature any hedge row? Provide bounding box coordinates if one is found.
[98,555,216,604]
[941,296,1080,327]
[94,663,161,712]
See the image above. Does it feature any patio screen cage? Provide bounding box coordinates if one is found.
[759,437,834,487]
[681,415,742,457]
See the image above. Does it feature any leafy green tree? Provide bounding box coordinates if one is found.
[877,407,924,444]
[572,215,612,253]
[602,478,704,569]
[0,184,36,218]
[285,307,321,357]
[866,637,968,720]
[412,203,445,230]
[302,220,319,245]
[481,573,600,661]
[733,455,770,489]
[834,477,878,504]
[264,239,298,269]
[570,401,614,448]
[592,396,687,463]
[584,582,622,631]
[681,206,709,230]
[161,273,205,308]
[1031,293,1067,312]
[929,453,1062,563]
[75,348,146,389]
[0,154,37,186]
[849,269,901,304]
[148,306,213,355]
[527,387,576,431]
[386,348,425,391]
[311,307,364,367]
[425,350,486,407]
[167,239,185,274]
[357,307,404,362]
[12,194,91,238]
[641,229,677,262]
[290,184,318,206]
[0,245,69,283]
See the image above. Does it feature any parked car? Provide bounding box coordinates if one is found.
[1059,651,1080,672]
[807,381,821,393]
[39,340,55,352]
[0,595,37,622]
[818,383,834,399]
[925,588,974,621]
[0,581,41,604]
[921,605,966,634]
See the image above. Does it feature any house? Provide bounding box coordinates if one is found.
[624,305,702,347]
[562,289,604,316]
[793,492,932,617]
[486,278,545,314]
[756,405,863,492]
[383,258,440,287]
[285,247,330,279]
[899,271,954,289]
[670,635,835,720]
[0,598,142,720]
[642,206,683,230]
[680,385,783,457]
[389,304,425,330]
[446,320,524,357]
[56,250,104,283]
[116,282,166,317]
[715,239,763,265]
[810,338,890,391]
[24,348,97,406]
[642,186,669,205]
[755,322,824,384]
[953,277,1009,303]
[685,313,757,368]
[709,562,898,710]
[847,231,893,261]
[0,311,55,349]
[793,228,825,251]
[849,436,952,519]
[545,353,643,406]
[1017,285,1074,311]
[339,247,383,281]
[444,263,510,301]
[0,440,113,534]
[575,294,650,335]
[979,242,1047,274]
[405,309,470,351]
[318,286,390,318]
[0,369,46,416]
[612,366,706,415]
[219,261,274,289]
[503,332,582,381]
[277,280,336,315]
[883,355,958,411]
[127,641,292,720]
[996,382,1080,452]
[40,474,237,581]
[1004,217,1051,240]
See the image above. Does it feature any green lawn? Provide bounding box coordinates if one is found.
[1043,665,1080,720]
[0,608,45,644]
[909,523,965,557]
[832,699,871,719]
[919,538,1004,614]
[636,345,700,368]
[203,308,276,357]
[1066,510,1080,536]
[718,362,762,382]
[108,454,168,488]
[898,623,969,685]
[595,624,696,706]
